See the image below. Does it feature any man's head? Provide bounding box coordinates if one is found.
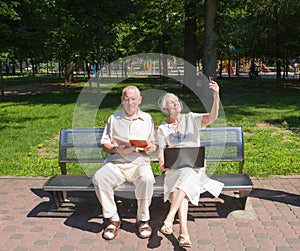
[121,86,142,117]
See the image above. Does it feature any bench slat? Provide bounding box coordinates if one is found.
[58,127,245,172]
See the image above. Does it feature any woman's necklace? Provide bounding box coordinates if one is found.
[168,114,184,141]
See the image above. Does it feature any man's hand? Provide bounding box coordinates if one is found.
[102,143,135,154]
[116,145,135,154]
[143,143,157,154]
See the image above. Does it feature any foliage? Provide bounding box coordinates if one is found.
[1,0,299,82]
[247,0,300,60]
[217,0,300,69]
[114,0,185,57]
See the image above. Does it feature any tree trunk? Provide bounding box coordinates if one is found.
[183,0,197,89]
[276,59,281,80]
[236,58,240,78]
[285,59,288,78]
[19,60,23,74]
[219,59,223,79]
[228,59,231,78]
[65,62,74,86]
[86,61,91,79]
[203,0,218,79]
[162,54,168,80]
[31,58,35,77]
[0,62,4,100]
[58,59,61,78]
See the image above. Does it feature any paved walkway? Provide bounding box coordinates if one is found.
[0,176,300,251]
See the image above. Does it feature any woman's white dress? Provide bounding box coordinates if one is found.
[157,112,224,206]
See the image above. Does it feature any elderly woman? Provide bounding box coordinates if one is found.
[157,80,224,248]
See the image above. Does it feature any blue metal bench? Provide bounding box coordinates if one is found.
[43,127,253,210]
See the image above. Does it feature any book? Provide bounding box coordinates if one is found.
[129,139,148,148]
[113,135,148,149]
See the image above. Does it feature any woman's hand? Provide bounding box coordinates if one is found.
[202,80,220,127]
[209,81,219,96]
[159,162,169,171]
[158,149,169,171]
[158,157,169,171]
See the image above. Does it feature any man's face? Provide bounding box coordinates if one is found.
[121,89,142,117]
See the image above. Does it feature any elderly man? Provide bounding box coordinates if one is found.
[93,85,158,240]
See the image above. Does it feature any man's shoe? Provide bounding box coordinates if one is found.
[136,220,152,239]
[102,220,121,240]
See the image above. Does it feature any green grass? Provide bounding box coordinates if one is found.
[0,76,299,177]
[2,74,88,87]
[218,79,300,177]
[0,83,82,176]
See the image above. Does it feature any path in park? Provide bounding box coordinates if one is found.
[0,176,300,251]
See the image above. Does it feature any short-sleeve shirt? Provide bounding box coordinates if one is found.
[101,109,157,163]
[157,112,204,149]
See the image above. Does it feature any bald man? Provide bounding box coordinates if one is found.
[93,86,158,240]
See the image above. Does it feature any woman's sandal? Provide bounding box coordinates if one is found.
[160,222,173,235]
[178,234,192,248]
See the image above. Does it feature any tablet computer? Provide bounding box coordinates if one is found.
[164,147,205,169]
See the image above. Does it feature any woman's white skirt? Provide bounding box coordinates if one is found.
[164,167,224,206]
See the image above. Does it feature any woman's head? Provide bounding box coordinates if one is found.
[158,93,182,117]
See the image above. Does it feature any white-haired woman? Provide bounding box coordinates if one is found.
[157,81,224,248]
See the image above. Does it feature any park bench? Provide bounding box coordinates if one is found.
[43,127,253,211]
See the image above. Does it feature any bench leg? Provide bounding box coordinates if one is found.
[232,190,252,210]
[51,191,66,209]
[237,196,248,210]
[239,190,251,198]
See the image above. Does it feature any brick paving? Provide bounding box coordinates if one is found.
[0,176,300,251]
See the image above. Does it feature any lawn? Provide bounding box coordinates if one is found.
[0,76,299,177]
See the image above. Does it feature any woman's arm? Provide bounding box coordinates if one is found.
[202,81,220,127]
[158,147,168,171]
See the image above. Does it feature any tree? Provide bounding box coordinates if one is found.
[248,0,300,80]
[1,0,299,87]
[0,0,21,99]
[216,0,300,80]
[203,0,218,79]
[215,1,250,78]
[183,0,197,87]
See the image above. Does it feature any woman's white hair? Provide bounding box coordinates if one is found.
[158,93,179,111]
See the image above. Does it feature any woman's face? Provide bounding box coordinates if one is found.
[165,97,182,115]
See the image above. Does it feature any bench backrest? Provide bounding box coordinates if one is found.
[58,127,244,174]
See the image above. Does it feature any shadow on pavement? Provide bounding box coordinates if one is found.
[250,188,300,207]
[27,186,300,249]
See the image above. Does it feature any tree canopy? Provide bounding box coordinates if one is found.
[0,0,299,83]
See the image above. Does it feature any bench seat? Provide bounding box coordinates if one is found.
[43,173,253,209]
[44,174,253,194]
